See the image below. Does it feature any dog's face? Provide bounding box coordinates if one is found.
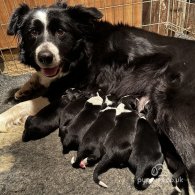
[7,3,103,78]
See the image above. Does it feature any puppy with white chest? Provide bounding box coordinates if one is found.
[62,93,103,154]
[71,94,117,169]
[128,101,164,190]
[93,95,139,188]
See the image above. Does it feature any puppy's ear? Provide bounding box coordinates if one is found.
[67,5,103,21]
[7,4,30,35]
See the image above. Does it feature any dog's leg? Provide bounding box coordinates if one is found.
[14,72,42,100]
[22,100,65,141]
[0,97,49,132]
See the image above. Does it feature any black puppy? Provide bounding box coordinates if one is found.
[59,93,90,141]
[71,95,117,169]
[62,93,103,154]
[128,103,164,190]
[22,88,82,142]
[93,96,138,188]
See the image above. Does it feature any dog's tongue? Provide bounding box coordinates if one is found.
[42,66,59,77]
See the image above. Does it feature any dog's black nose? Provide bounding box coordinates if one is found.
[38,51,53,65]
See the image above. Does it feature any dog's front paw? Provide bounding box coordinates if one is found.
[13,115,28,126]
[0,118,9,133]
[0,113,27,133]
[14,89,31,101]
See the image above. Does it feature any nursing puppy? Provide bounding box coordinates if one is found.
[128,106,164,190]
[62,93,103,154]
[22,88,82,141]
[71,95,117,169]
[93,96,138,188]
[159,133,187,194]
[59,91,91,140]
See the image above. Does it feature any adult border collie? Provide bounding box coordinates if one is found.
[1,2,195,194]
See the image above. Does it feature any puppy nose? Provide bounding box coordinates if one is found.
[38,51,53,65]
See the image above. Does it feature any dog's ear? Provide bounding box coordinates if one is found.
[7,4,30,35]
[67,5,103,21]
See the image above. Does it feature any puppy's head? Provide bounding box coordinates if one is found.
[7,3,103,78]
[101,94,118,109]
[119,95,137,110]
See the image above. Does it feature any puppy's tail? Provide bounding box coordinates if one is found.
[93,154,110,188]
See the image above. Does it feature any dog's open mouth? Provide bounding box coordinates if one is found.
[41,66,60,77]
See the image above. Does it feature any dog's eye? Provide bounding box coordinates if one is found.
[56,29,65,37]
[30,30,39,37]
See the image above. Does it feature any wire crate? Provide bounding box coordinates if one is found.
[0,0,195,75]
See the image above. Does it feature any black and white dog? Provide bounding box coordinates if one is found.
[71,95,117,169]
[62,93,103,154]
[2,2,195,193]
[93,96,139,188]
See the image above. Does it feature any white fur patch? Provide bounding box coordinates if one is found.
[34,10,48,38]
[148,178,154,184]
[87,95,103,106]
[105,95,113,106]
[71,156,75,165]
[83,158,88,166]
[187,175,195,195]
[100,106,116,112]
[99,181,108,188]
[35,42,61,68]
[116,103,131,116]
[175,186,182,193]
[140,115,146,120]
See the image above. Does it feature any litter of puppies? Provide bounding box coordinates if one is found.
[23,89,169,191]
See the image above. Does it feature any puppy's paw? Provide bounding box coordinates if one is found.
[14,89,31,100]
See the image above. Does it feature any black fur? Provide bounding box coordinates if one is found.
[72,95,116,168]
[150,77,195,192]
[8,3,195,191]
[22,88,82,141]
[58,94,89,141]
[93,96,139,187]
[62,94,103,154]
[129,117,164,190]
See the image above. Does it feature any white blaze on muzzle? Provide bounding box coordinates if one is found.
[35,42,61,68]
